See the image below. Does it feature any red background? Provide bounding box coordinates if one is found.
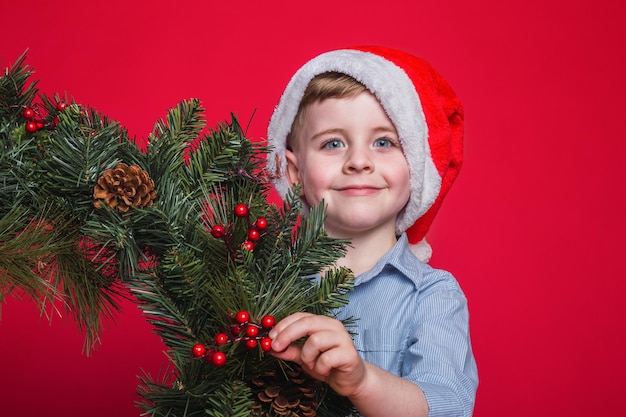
[2,0,625,415]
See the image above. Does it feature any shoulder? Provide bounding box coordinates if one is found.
[355,234,465,299]
[392,236,464,296]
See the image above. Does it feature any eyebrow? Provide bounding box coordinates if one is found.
[310,128,345,141]
[310,126,397,141]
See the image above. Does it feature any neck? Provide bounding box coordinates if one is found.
[332,228,398,277]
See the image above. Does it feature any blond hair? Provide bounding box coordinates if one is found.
[287,72,367,150]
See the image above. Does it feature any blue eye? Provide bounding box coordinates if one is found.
[324,139,344,149]
[374,138,393,148]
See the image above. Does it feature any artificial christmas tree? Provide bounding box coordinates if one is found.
[1,52,358,416]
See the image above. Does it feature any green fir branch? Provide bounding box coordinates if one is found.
[38,104,132,215]
[145,98,204,190]
[54,244,126,352]
[203,380,255,417]
[130,271,197,353]
[291,200,350,278]
[0,50,38,120]
[2,53,360,416]
[0,205,68,304]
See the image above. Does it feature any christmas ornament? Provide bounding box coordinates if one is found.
[245,325,259,337]
[260,337,273,352]
[234,203,250,218]
[2,52,356,417]
[235,310,250,324]
[210,224,225,239]
[25,121,38,133]
[192,311,279,367]
[247,228,261,241]
[261,315,275,329]
[254,217,268,230]
[93,162,157,212]
[215,333,229,345]
[22,107,35,119]
[211,351,227,367]
[230,324,243,336]
[250,368,321,417]
[191,343,206,358]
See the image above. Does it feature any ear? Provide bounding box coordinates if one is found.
[285,149,304,195]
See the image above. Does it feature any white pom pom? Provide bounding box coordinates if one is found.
[409,238,432,263]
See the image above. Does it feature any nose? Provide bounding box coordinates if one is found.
[343,144,373,173]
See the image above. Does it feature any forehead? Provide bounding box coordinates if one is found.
[300,91,397,132]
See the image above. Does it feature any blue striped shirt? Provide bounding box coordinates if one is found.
[334,233,478,417]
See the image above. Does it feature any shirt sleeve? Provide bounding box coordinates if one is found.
[404,286,478,417]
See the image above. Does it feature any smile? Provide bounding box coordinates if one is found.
[335,186,382,196]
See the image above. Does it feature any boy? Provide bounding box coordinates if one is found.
[266,46,478,417]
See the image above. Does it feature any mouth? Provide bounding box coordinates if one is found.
[335,185,383,196]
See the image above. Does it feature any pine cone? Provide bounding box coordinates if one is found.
[250,367,320,417]
[93,162,156,212]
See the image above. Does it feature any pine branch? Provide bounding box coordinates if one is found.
[204,380,255,417]
[0,206,66,304]
[54,248,126,352]
[38,104,132,215]
[0,50,38,120]
[291,199,350,277]
[130,269,198,353]
[145,98,204,190]
[2,53,360,415]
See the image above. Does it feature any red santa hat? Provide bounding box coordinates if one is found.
[267,46,463,262]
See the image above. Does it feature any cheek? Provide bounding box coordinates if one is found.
[299,165,330,205]
[391,161,412,201]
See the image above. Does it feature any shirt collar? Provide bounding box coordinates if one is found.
[353,233,425,289]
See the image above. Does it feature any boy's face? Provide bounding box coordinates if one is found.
[285,91,411,239]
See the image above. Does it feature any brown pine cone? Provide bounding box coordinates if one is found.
[250,366,320,417]
[93,162,156,213]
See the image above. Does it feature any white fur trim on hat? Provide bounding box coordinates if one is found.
[267,49,442,234]
[409,238,433,263]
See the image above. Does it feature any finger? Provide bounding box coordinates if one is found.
[271,314,347,353]
[311,344,361,379]
[269,313,321,352]
[299,329,356,374]
[269,343,304,365]
[269,312,312,339]
[299,330,339,366]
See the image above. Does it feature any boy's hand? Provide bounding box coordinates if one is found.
[268,312,366,397]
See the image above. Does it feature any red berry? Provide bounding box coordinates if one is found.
[235,310,250,324]
[261,315,275,329]
[234,203,249,218]
[242,240,255,251]
[254,217,268,230]
[215,333,229,345]
[51,116,60,128]
[22,108,35,119]
[245,339,257,349]
[245,325,259,338]
[260,337,273,352]
[211,351,227,367]
[247,228,261,241]
[230,324,243,336]
[191,343,206,358]
[25,121,38,133]
[210,224,225,239]
[35,121,45,130]
[56,101,67,111]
